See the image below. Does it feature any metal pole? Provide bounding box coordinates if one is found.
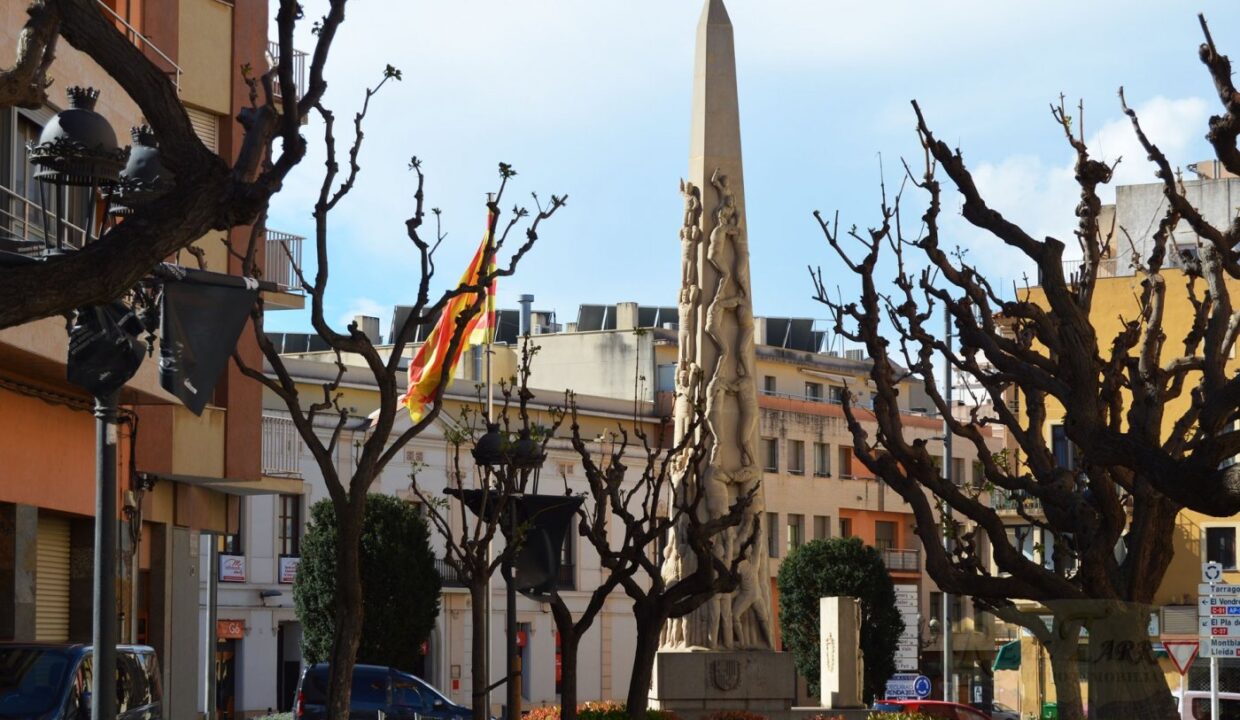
[92,392,119,720]
[1212,650,1220,719]
[505,505,521,720]
[943,307,953,703]
[484,340,494,720]
[206,538,219,720]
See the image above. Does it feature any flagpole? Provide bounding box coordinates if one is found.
[483,195,495,720]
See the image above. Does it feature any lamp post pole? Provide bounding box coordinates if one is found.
[504,501,520,720]
[92,391,119,720]
[942,306,953,703]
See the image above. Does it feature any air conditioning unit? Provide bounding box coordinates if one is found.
[532,324,562,335]
[405,449,423,464]
[845,349,866,361]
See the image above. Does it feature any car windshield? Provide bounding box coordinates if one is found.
[303,667,387,705]
[1191,697,1240,719]
[0,647,72,718]
[411,675,450,706]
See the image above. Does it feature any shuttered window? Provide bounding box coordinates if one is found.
[185,106,219,153]
[36,515,71,641]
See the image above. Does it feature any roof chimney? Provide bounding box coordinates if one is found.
[354,315,381,345]
[519,294,535,336]
[616,302,639,331]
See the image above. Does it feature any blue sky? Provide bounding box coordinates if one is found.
[264,1,1240,340]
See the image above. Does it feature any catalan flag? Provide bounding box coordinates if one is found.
[401,214,497,422]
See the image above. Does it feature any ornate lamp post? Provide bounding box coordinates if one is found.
[27,86,132,720]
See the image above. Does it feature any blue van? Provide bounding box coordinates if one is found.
[294,663,471,720]
[0,643,162,719]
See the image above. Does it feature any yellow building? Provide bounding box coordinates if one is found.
[991,168,1240,716]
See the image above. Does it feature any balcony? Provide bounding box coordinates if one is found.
[97,0,182,92]
[264,229,304,292]
[435,558,465,588]
[0,185,90,256]
[268,41,309,103]
[881,548,921,572]
[262,414,301,478]
[992,488,1043,516]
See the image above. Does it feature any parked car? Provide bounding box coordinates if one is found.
[294,663,471,720]
[987,701,1019,720]
[0,643,162,720]
[874,699,992,720]
[1173,690,1240,719]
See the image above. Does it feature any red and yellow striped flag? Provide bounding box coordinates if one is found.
[401,215,497,422]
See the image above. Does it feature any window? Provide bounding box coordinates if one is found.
[875,521,897,553]
[279,494,301,556]
[972,460,985,488]
[839,517,853,538]
[763,376,777,394]
[787,440,805,475]
[828,386,846,404]
[952,458,966,486]
[218,500,244,555]
[762,438,779,473]
[805,382,823,401]
[787,514,804,551]
[1052,424,1077,470]
[814,515,831,540]
[559,532,575,589]
[813,442,830,477]
[766,513,779,558]
[1208,527,1238,570]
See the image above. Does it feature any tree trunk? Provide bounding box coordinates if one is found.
[560,630,580,720]
[626,605,664,720]
[469,580,490,720]
[1043,618,1086,720]
[326,504,366,720]
[1083,602,1177,720]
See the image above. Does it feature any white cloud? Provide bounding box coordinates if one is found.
[937,95,1210,286]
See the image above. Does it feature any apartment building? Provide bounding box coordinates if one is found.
[0,3,305,718]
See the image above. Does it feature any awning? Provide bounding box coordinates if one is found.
[992,640,1021,671]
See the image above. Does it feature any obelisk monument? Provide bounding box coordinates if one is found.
[651,1,794,715]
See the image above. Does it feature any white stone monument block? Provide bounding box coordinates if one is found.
[820,596,864,708]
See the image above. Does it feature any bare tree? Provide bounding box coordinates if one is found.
[413,341,568,720]
[810,15,1240,720]
[564,391,756,720]
[0,0,345,328]
[231,68,564,717]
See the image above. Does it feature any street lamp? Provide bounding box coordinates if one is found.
[28,86,132,720]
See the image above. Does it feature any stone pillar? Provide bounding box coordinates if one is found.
[820,597,863,709]
[0,503,38,641]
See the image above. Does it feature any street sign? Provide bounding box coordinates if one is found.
[1201,616,1240,636]
[1201,596,1240,613]
[1200,583,1240,595]
[885,674,932,700]
[1164,641,1199,675]
[1204,637,1240,657]
[1205,561,1225,584]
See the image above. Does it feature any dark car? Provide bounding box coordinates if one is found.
[294,663,471,720]
[0,643,162,720]
[874,700,992,720]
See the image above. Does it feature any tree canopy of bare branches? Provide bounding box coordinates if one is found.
[812,14,1240,720]
[0,0,346,328]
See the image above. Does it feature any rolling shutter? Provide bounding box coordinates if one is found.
[185,106,219,153]
[36,515,71,641]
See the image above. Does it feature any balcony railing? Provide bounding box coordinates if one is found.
[0,184,90,255]
[992,488,1043,515]
[97,0,182,92]
[435,559,465,588]
[268,41,309,101]
[265,229,304,292]
[262,414,301,477]
[881,548,921,572]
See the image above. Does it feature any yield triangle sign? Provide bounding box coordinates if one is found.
[1164,640,1199,675]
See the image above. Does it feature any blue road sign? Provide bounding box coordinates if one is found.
[914,675,932,698]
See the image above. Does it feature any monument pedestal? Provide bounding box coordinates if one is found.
[650,650,796,719]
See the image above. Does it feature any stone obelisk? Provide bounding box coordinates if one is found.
[651,1,793,715]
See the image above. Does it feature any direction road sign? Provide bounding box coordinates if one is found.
[1201,617,1240,636]
[1163,640,1199,675]
[1204,637,1240,657]
[1201,596,1240,613]
[1200,583,1240,595]
[1205,561,1225,584]
[913,675,932,698]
